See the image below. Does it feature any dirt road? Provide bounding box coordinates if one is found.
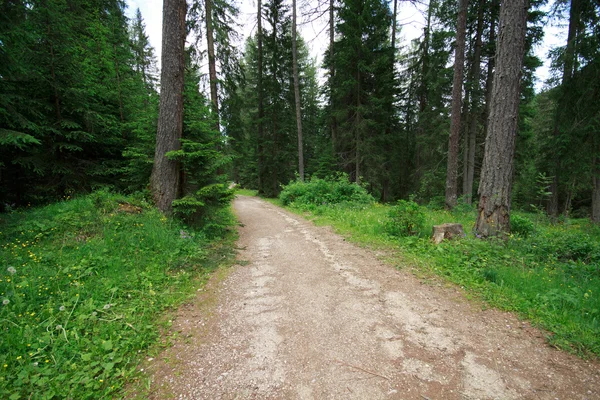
[147,196,599,399]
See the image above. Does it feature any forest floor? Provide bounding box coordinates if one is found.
[142,195,600,399]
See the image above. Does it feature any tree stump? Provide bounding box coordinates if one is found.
[432,223,466,244]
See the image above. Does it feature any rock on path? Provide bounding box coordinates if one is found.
[146,196,600,399]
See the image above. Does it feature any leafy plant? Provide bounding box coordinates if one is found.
[511,214,535,237]
[279,174,375,208]
[385,200,426,237]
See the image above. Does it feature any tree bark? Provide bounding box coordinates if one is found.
[483,0,498,127]
[475,0,528,237]
[257,0,265,193]
[150,0,187,213]
[462,0,485,204]
[329,0,336,154]
[205,0,219,131]
[547,0,581,218]
[292,0,304,181]
[593,135,600,223]
[445,0,468,209]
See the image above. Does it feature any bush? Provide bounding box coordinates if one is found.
[385,200,426,237]
[279,175,375,208]
[511,214,535,237]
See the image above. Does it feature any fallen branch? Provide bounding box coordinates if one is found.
[335,360,390,381]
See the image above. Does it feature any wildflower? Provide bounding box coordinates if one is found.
[103,304,111,310]
[55,324,63,330]
[92,311,97,316]
[33,362,38,367]
[7,266,16,275]
[59,306,66,312]
[2,299,9,306]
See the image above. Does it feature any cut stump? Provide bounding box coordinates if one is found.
[432,223,466,244]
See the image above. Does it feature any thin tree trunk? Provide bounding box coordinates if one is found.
[445,0,468,209]
[150,0,186,213]
[113,43,125,123]
[547,0,580,218]
[593,136,600,223]
[355,66,361,184]
[475,0,528,237]
[257,0,264,193]
[292,0,304,181]
[415,0,434,180]
[205,0,219,131]
[47,23,61,121]
[462,0,485,204]
[329,0,336,154]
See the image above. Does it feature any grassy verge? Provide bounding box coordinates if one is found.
[274,179,600,357]
[0,190,236,399]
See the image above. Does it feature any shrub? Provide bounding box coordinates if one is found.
[385,199,426,237]
[510,214,535,237]
[279,175,374,208]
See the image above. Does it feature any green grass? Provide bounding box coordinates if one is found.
[0,190,236,399]
[234,188,258,197]
[276,184,600,358]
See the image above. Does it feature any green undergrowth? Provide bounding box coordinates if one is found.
[234,188,258,197]
[278,178,600,358]
[0,190,236,399]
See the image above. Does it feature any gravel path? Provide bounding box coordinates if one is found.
[146,195,600,399]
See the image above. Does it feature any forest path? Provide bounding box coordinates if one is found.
[147,196,599,399]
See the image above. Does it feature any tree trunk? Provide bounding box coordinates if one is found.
[205,0,219,131]
[257,0,265,193]
[292,0,304,181]
[415,0,434,180]
[445,0,468,209]
[462,0,485,204]
[483,0,498,126]
[475,0,528,237]
[547,0,580,218]
[592,135,600,223]
[150,0,187,213]
[329,0,336,155]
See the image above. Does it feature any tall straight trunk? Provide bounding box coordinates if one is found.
[593,134,600,223]
[329,0,336,154]
[382,0,398,202]
[112,43,124,123]
[292,0,304,181]
[257,0,265,193]
[415,0,434,179]
[355,63,361,184]
[45,19,62,121]
[391,0,397,56]
[475,0,528,237]
[483,0,498,125]
[419,0,433,113]
[205,0,219,131]
[547,0,580,218]
[150,0,187,213]
[445,0,468,209]
[462,0,485,204]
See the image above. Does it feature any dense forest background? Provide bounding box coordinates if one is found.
[1,0,599,227]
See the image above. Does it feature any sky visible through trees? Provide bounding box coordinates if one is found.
[125,0,565,90]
